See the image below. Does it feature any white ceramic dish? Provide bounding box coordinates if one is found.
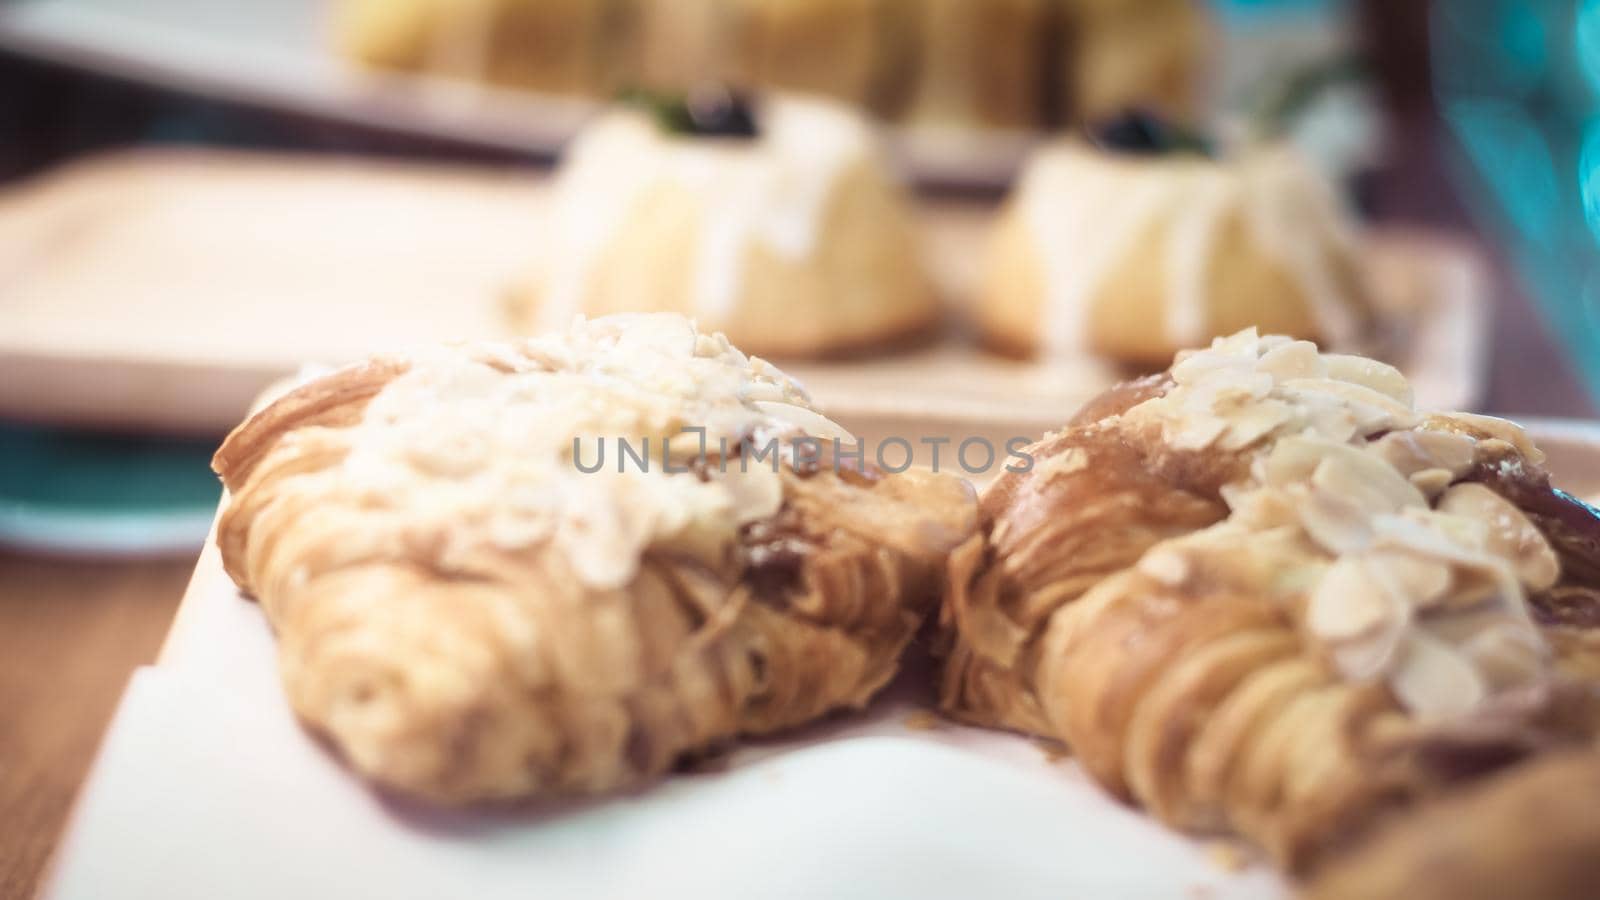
[41,422,1600,900]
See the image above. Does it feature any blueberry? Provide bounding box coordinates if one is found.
[1091,110,1166,153]
[617,85,760,139]
[685,86,759,139]
[1089,110,1212,157]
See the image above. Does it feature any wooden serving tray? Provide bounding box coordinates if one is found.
[0,150,1487,436]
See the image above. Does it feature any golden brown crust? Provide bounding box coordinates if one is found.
[938,333,1600,882]
[937,414,1233,736]
[1306,750,1600,900]
[213,358,409,491]
[216,326,977,805]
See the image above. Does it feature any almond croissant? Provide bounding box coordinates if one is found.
[214,313,976,805]
[938,329,1600,885]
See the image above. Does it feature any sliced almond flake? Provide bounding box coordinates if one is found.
[1168,414,1229,451]
[1298,398,1361,444]
[1413,430,1479,473]
[1375,508,1493,561]
[1389,631,1488,719]
[1369,430,1476,478]
[1299,487,1376,555]
[1255,333,1295,353]
[1213,327,1265,355]
[1367,548,1453,606]
[1171,347,1255,386]
[1222,484,1301,529]
[1281,378,1421,434]
[1329,599,1412,681]
[1256,340,1327,381]
[751,400,853,442]
[1408,467,1455,499]
[1439,412,1545,465]
[1310,446,1427,515]
[1308,556,1397,642]
[1437,483,1560,590]
[741,380,794,403]
[1218,398,1295,450]
[1322,354,1415,404]
[1264,435,1344,487]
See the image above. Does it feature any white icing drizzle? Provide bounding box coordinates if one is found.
[1026,153,1176,354]
[1019,142,1366,356]
[1241,148,1365,347]
[540,97,876,330]
[1162,172,1234,346]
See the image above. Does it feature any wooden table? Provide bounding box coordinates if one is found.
[0,552,191,900]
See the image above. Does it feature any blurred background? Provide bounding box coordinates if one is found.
[2,0,1598,895]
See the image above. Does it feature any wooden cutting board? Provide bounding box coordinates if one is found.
[0,149,1487,435]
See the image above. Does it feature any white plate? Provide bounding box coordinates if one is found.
[41,424,1600,900]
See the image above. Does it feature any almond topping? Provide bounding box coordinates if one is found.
[1298,487,1376,556]
[1441,413,1545,465]
[1390,631,1487,719]
[1256,340,1327,380]
[1280,378,1422,435]
[1365,549,1452,608]
[1436,483,1560,590]
[1370,430,1477,478]
[1322,354,1415,404]
[1309,445,1427,515]
[1115,330,1557,721]
[1408,468,1455,499]
[1308,556,1396,642]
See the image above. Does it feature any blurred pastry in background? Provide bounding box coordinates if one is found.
[627,0,728,93]
[334,0,625,94]
[333,0,1218,140]
[1063,0,1210,124]
[976,112,1375,366]
[900,0,1050,131]
[509,91,938,359]
[722,0,896,112]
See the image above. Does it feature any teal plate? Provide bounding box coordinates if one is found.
[0,424,221,557]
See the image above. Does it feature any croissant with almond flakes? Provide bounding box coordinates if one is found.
[213,313,976,805]
[937,329,1600,889]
